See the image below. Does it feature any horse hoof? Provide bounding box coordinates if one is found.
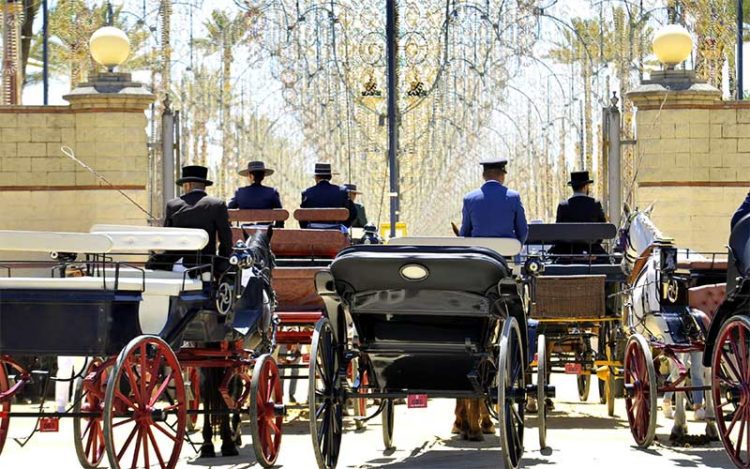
[670,425,688,442]
[706,423,720,441]
[199,444,216,458]
[465,432,484,442]
[451,423,462,434]
[481,424,495,435]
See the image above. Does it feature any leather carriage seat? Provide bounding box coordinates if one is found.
[235,227,349,258]
[688,283,726,320]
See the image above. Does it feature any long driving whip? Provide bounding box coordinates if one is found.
[60,145,156,221]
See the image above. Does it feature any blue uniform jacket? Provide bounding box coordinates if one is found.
[228,183,282,210]
[459,180,529,243]
[732,191,750,229]
[300,180,356,227]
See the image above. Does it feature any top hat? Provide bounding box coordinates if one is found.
[479,157,508,172]
[239,160,275,177]
[313,162,339,176]
[568,170,594,186]
[344,183,362,194]
[176,165,213,186]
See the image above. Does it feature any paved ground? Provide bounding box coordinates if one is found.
[0,375,733,468]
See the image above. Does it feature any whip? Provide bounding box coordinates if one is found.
[60,146,156,221]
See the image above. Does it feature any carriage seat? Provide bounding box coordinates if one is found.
[331,245,510,295]
[688,283,726,320]
[0,275,202,295]
[541,263,625,279]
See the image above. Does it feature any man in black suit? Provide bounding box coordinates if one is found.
[300,162,356,227]
[551,170,607,259]
[150,165,237,458]
[148,165,233,275]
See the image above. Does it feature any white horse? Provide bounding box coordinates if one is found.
[620,205,718,441]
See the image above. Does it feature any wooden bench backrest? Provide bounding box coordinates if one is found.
[273,267,325,310]
[294,208,349,222]
[228,209,290,223]
[234,227,349,258]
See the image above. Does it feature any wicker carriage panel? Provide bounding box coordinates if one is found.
[531,275,606,319]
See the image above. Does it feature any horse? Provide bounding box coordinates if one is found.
[200,226,276,457]
[619,205,718,442]
[453,399,495,441]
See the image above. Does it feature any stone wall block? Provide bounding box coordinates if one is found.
[2,127,31,143]
[660,123,677,138]
[75,127,98,143]
[0,114,17,128]
[709,167,737,181]
[46,114,74,128]
[689,123,710,139]
[710,138,738,154]
[31,128,62,143]
[17,143,47,158]
[0,143,17,157]
[710,109,737,125]
[4,158,31,172]
[17,114,46,128]
[688,138,710,153]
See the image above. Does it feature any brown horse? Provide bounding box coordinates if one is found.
[453,398,494,441]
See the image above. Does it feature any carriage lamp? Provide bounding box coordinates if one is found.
[89,26,131,72]
[652,24,693,70]
[400,264,429,281]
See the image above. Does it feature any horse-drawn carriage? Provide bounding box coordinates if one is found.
[0,224,283,468]
[522,223,625,416]
[227,208,377,417]
[307,236,551,469]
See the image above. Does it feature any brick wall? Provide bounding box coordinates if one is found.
[633,104,750,253]
[0,106,150,233]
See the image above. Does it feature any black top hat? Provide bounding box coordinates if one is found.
[176,165,213,186]
[313,162,339,176]
[479,157,508,171]
[568,170,594,186]
[344,183,362,194]
[239,160,275,177]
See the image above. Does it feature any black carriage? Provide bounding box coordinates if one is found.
[0,225,284,469]
[307,238,551,469]
[522,222,625,415]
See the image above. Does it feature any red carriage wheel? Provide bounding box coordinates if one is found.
[250,354,283,468]
[103,336,186,469]
[185,367,201,432]
[624,334,657,448]
[74,358,109,468]
[712,315,750,469]
[0,361,10,456]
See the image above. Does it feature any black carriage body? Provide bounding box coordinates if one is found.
[0,288,142,356]
[326,245,524,393]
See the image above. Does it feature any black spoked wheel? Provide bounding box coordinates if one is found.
[309,318,344,469]
[536,334,547,449]
[498,317,526,469]
[382,399,394,450]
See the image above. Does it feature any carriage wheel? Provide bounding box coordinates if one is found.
[382,399,395,450]
[712,315,750,468]
[103,336,186,469]
[353,361,370,431]
[250,354,283,468]
[536,334,547,449]
[309,318,344,469]
[185,367,201,433]
[624,334,657,448]
[498,317,526,469]
[74,359,108,468]
[0,361,10,457]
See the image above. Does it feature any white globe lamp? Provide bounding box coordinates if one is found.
[652,24,693,69]
[89,26,131,72]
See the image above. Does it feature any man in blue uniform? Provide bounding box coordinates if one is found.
[345,183,368,228]
[732,190,750,229]
[459,157,528,243]
[300,162,355,227]
[228,161,284,227]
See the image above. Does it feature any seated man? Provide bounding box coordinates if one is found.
[300,162,355,228]
[550,170,607,263]
[345,183,368,228]
[228,160,284,227]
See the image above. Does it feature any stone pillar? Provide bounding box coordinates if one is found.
[0,73,154,234]
[628,70,749,253]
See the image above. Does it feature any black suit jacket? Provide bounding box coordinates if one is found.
[300,181,356,228]
[148,190,233,273]
[551,195,607,258]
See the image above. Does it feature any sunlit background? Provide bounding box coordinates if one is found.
[7,0,745,233]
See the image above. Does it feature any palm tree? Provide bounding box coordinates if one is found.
[194,9,253,197]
